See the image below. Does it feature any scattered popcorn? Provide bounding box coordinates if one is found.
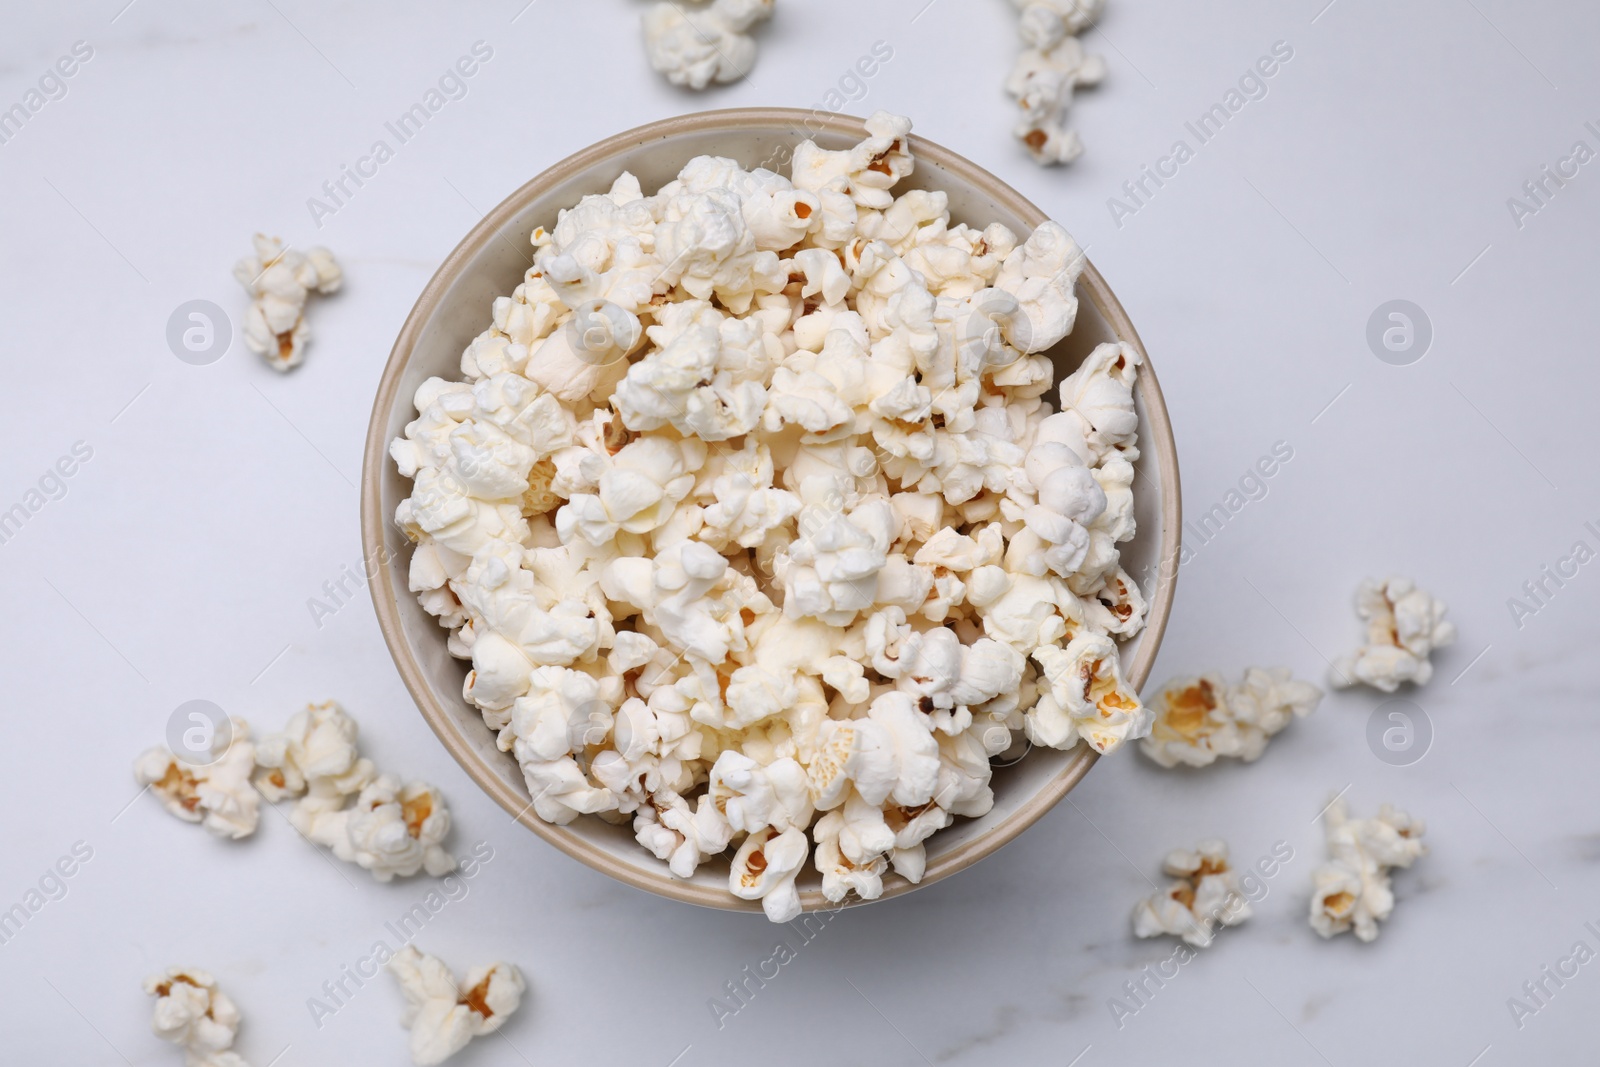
[232,234,342,371]
[252,700,372,802]
[1005,0,1108,165]
[388,945,525,1066]
[642,0,774,90]
[304,775,458,882]
[255,702,456,881]
[1310,797,1426,942]
[134,719,259,840]
[143,967,251,1067]
[1141,667,1323,769]
[1132,839,1250,946]
[392,112,1148,920]
[1331,576,1457,692]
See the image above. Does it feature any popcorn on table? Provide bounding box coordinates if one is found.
[1005,0,1108,164]
[391,111,1150,921]
[1309,797,1426,942]
[1132,838,1251,946]
[143,968,250,1067]
[1331,576,1456,692]
[252,700,372,802]
[388,945,525,1066]
[134,719,259,840]
[254,701,456,880]
[642,0,774,90]
[1141,667,1323,769]
[232,234,342,372]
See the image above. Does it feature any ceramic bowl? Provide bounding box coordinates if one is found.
[361,108,1182,914]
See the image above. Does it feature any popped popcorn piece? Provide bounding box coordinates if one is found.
[136,723,259,838]
[388,945,525,1066]
[813,807,887,903]
[709,751,814,833]
[1004,0,1108,165]
[134,720,259,840]
[1310,798,1426,942]
[390,112,1149,920]
[257,702,456,881]
[1017,0,1104,39]
[1027,632,1148,753]
[252,700,370,802]
[883,799,953,885]
[791,111,915,211]
[635,790,733,878]
[775,483,895,625]
[1132,839,1251,946]
[1331,576,1457,692]
[642,0,775,90]
[338,776,457,881]
[1141,668,1323,769]
[1051,340,1141,462]
[556,435,705,545]
[729,826,808,922]
[885,628,1024,734]
[232,234,341,371]
[700,441,801,550]
[143,968,251,1067]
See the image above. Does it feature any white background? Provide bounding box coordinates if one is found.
[3,1,1598,1064]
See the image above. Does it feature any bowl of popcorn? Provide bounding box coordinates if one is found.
[362,108,1181,920]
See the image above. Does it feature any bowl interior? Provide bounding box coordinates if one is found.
[364,109,1179,913]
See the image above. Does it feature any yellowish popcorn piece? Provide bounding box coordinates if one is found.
[1132,839,1252,946]
[1310,798,1426,942]
[1332,576,1457,692]
[1005,0,1108,165]
[1141,668,1322,769]
[133,719,258,840]
[256,701,456,882]
[388,945,525,1066]
[143,967,251,1067]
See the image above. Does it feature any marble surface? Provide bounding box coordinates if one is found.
[3,1,1598,1064]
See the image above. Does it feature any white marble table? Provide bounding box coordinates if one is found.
[2,1,1596,1063]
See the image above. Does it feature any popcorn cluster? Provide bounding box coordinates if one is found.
[1331,576,1456,692]
[391,112,1149,920]
[1309,797,1426,942]
[1132,838,1251,946]
[133,703,454,882]
[135,719,260,840]
[642,0,774,90]
[255,702,456,882]
[144,968,250,1067]
[388,946,526,1067]
[232,234,342,372]
[1005,0,1107,165]
[1141,667,1323,769]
